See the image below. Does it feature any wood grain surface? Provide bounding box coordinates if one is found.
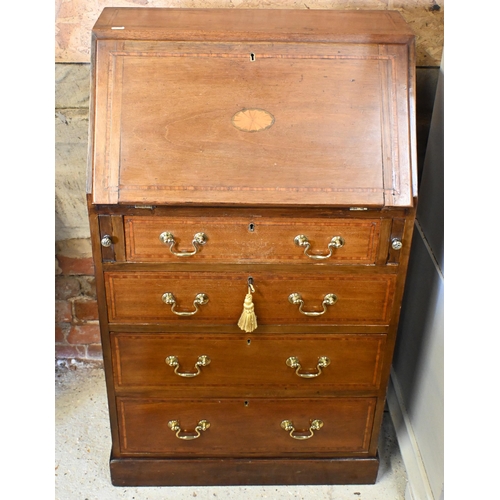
[90,35,415,207]
[116,396,377,456]
[104,271,397,325]
[124,216,381,264]
[111,332,386,391]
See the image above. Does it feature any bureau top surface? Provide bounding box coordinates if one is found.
[89,8,417,208]
[93,8,414,43]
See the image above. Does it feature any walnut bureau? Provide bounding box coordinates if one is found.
[87,8,417,486]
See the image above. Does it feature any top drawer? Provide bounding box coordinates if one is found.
[124,216,381,265]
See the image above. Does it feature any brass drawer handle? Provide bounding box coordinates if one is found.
[294,234,345,260]
[168,419,210,440]
[159,231,207,257]
[281,419,324,440]
[162,292,209,316]
[286,356,330,378]
[288,293,337,316]
[165,355,211,377]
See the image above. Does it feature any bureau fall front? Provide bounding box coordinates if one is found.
[87,8,417,486]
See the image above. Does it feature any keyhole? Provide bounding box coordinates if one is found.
[250,53,256,62]
[247,339,251,345]
[248,223,255,232]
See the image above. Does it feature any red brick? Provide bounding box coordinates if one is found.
[55,276,80,300]
[57,255,95,276]
[56,300,72,322]
[55,324,68,343]
[55,344,86,360]
[67,324,101,345]
[86,344,103,360]
[74,299,99,321]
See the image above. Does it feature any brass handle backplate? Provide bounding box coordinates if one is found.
[286,356,330,378]
[294,234,345,260]
[159,231,207,257]
[168,419,210,440]
[162,292,209,316]
[280,419,324,440]
[165,355,211,377]
[288,293,337,316]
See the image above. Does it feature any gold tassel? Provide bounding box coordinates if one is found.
[238,284,258,333]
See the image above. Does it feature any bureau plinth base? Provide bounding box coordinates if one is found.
[109,455,379,486]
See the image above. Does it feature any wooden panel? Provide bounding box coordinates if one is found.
[98,215,115,262]
[92,9,414,42]
[98,214,125,262]
[109,455,379,486]
[111,333,386,391]
[116,397,377,456]
[111,215,126,261]
[387,218,406,264]
[91,39,414,207]
[104,271,397,326]
[59,6,443,66]
[124,216,381,264]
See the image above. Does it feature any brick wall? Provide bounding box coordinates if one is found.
[56,63,97,363]
[55,240,102,362]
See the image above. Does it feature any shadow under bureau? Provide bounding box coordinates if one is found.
[87,8,417,486]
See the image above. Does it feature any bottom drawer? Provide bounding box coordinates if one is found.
[116,397,376,457]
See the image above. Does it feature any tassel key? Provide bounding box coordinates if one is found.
[238,284,258,333]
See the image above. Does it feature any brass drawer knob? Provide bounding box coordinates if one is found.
[168,419,210,440]
[159,231,207,257]
[100,235,113,247]
[286,356,330,378]
[391,238,403,250]
[294,234,345,260]
[165,355,211,377]
[280,419,324,440]
[288,293,337,316]
[162,292,209,316]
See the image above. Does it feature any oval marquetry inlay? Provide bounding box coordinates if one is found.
[231,108,275,132]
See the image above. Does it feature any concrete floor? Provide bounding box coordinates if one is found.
[55,363,408,500]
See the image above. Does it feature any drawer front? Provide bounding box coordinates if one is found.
[111,333,386,391]
[105,271,396,325]
[116,397,376,456]
[124,216,381,264]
